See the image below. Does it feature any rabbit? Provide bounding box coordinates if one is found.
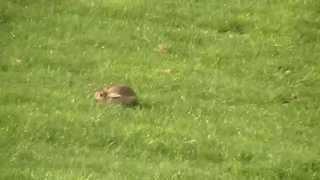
[95,85,138,106]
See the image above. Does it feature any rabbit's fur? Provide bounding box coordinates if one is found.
[95,85,138,106]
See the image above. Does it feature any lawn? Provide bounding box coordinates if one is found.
[1,0,320,179]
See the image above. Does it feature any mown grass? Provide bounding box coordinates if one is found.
[1,0,320,179]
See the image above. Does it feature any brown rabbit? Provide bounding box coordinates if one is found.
[95,85,138,106]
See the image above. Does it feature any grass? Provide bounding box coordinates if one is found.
[1,0,320,179]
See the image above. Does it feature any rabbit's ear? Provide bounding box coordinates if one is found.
[108,93,121,98]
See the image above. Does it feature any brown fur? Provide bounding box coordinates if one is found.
[95,85,138,106]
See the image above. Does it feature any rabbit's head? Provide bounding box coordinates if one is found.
[95,90,107,101]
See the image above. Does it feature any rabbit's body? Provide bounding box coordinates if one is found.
[95,85,138,106]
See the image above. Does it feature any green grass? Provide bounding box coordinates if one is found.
[1,0,320,179]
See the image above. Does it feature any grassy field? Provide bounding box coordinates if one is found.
[1,0,320,179]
